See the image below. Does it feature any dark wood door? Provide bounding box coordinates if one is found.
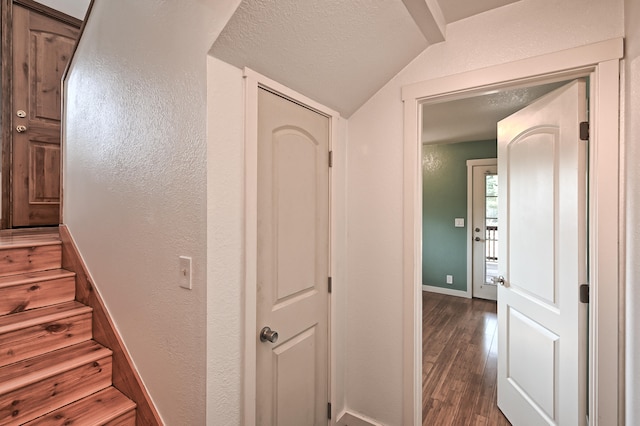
[11,4,78,226]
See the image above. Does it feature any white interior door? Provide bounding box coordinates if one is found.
[471,161,498,301]
[497,80,587,425]
[256,87,330,426]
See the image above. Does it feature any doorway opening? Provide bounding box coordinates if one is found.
[242,68,340,425]
[469,158,498,301]
[420,80,577,423]
[404,37,622,426]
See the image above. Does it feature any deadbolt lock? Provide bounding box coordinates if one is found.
[16,110,26,118]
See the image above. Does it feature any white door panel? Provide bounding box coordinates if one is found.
[274,327,319,426]
[256,88,329,426]
[507,128,557,305]
[497,80,587,425]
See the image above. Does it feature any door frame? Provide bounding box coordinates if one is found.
[402,38,624,425]
[466,158,497,300]
[0,0,81,228]
[243,68,340,425]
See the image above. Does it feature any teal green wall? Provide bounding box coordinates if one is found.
[422,140,497,292]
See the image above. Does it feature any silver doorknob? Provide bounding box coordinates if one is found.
[492,275,506,286]
[16,125,27,133]
[474,236,484,242]
[260,326,278,343]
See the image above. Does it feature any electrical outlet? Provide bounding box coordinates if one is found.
[179,256,192,290]
[446,275,453,285]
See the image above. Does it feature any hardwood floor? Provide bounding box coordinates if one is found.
[423,292,511,426]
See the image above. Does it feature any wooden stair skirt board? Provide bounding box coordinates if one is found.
[0,226,162,425]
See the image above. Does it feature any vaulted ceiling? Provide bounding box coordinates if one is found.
[210,0,521,117]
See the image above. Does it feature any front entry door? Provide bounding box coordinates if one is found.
[256,87,330,425]
[497,80,587,425]
[11,4,79,226]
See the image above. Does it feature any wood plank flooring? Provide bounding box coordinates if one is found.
[423,292,511,426]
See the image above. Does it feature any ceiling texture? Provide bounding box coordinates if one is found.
[211,0,521,117]
[421,81,567,144]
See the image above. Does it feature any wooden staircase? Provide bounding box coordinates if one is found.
[0,228,137,425]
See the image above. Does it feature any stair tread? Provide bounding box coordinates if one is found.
[0,301,92,334]
[0,340,111,395]
[0,227,60,249]
[0,269,75,289]
[23,387,136,426]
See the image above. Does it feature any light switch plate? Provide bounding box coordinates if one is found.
[454,218,465,227]
[179,256,192,290]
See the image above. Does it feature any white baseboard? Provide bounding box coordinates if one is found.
[422,284,470,298]
[336,410,383,426]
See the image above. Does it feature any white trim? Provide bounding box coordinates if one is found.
[466,158,497,300]
[242,69,259,426]
[588,58,623,423]
[337,410,384,426]
[402,90,422,426]
[243,68,340,118]
[402,38,624,102]
[242,67,341,426]
[403,38,624,426]
[422,284,470,299]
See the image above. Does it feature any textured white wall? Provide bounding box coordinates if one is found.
[625,0,640,423]
[63,0,240,424]
[346,0,624,423]
[62,0,630,423]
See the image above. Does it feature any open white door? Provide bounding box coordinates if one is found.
[497,80,587,425]
[256,87,330,425]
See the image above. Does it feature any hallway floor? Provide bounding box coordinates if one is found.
[422,292,511,425]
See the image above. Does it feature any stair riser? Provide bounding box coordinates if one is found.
[0,312,92,367]
[0,245,61,278]
[0,276,75,316]
[0,356,112,425]
[105,409,137,426]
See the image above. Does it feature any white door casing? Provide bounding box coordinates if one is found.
[469,160,498,301]
[402,38,622,426]
[497,80,587,425]
[255,87,330,425]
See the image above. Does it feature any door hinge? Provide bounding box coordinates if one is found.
[327,402,332,420]
[328,277,332,293]
[579,121,589,141]
[329,150,333,167]
[580,284,589,303]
